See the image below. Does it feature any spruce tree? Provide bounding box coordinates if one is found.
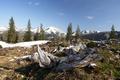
[24,19,32,41]
[84,30,87,34]
[34,27,39,40]
[15,32,18,43]
[75,25,80,42]
[40,24,45,40]
[7,17,17,43]
[109,25,116,39]
[66,23,72,42]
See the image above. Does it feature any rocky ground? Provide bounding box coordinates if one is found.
[0,40,120,80]
[0,47,33,80]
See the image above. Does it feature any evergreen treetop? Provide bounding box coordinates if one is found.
[66,23,72,41]
[109,25,116,39]
[23,19,32,41]
[7,17,18,43]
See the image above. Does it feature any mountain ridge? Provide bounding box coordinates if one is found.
[0,26,100,35]
[0,26,65,34]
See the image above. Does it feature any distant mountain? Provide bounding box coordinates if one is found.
[0,26,65,33]
[45,27,65,34]
[82,31,120,41]
[81,30,100,34]
[1,26,120,41]
[0,26,26,32]
[0,27,7,34]
[44,26,66,39]
[0,27,7,31]
[72,30,100,36]
[0,26,66,40]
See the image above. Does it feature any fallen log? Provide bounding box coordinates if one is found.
[15,45,102,71]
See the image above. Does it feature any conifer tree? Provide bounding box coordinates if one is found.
[24,19,32,41]
[84,30,87,34]
[34,27,40,40]
[40,24,45,40]
[75,25,80,39]
[15,32,18,43]
[75,25,80,42]
[109,25,116,39]
[7,17,18,43]
[66,23,72,42]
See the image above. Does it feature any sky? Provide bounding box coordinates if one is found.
[0,0,120,32]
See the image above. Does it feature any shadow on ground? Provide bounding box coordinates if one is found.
[14,63,52,80]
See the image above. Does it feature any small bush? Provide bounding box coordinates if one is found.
[113,69,120,78]
[86,42,97,48]
[0,45,2,48]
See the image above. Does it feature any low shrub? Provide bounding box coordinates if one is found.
[86,42,97,48]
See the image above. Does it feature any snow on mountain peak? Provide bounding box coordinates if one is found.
[45,26,65,34]
[0,27,7,34]
[0,27,7,31]
[0,26,65,34]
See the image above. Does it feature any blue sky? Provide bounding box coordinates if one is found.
[0,0,120,31]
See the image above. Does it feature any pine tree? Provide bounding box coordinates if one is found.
[109,25,116,39]
[84,30,87,34]
[75,25,80,39]
[40,24,45,40]
[24,19,32,41]
[15,32,18,43]
[66,23,72,42]
[7,17,18,43]
[75,25,80,43]
[34,27,40,40]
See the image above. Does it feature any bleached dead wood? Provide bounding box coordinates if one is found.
[15,45,102,71]
[15,45,58,67]
[54,48,102,71]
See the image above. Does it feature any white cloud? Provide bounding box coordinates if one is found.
[27,1,39,6]
[58,12,65,16]
[28,1,32,5]
[86,16,94,20]
[34,2,39,6]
